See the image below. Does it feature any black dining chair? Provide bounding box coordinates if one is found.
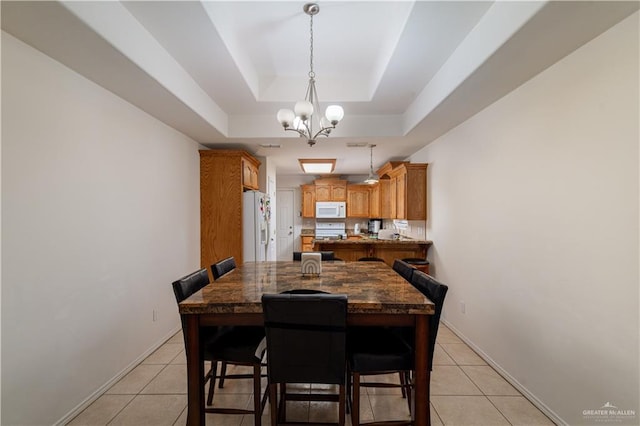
[211,256,237,280]
[172,268,268,425]
[293,250,336,261]
[392,259,415,283]
[358,257,385,262]
[262,292,348,426]
[346,270,448,426]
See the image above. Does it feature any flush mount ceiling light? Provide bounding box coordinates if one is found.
[276,3,344,147]
[299,158,336,174]
[364,144,379,185]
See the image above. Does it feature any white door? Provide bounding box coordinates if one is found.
[276,190,295,260]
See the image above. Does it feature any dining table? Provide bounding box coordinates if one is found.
[178,260,435,426]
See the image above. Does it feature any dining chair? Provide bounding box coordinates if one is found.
[392,259,415,283]
[346,270,449,426]
[211,256,237,280]
[262,292,348,426]
[358,257,384,262]
[172,268,268,425]
[293,250,336,261]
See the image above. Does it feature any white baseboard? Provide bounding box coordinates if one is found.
[441,319,566,426]
[55,325,182,426]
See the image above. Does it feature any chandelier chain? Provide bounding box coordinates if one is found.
[309,14,315,78]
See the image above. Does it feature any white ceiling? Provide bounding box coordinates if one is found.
[2,1,638,176]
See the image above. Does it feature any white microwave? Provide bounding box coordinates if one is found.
[316,201,346,219]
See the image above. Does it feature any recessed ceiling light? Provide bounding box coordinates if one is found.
[298,158,336,174]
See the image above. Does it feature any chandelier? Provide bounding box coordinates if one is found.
[276,3,344,147]
[364,144,379,185]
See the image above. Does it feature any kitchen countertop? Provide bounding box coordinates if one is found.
[313,236,432,245]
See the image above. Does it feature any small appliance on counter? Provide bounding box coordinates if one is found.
[354,223,360,235]
[377,229,397,240]
[368,219,382,235]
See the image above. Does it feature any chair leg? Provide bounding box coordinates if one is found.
[399,371,407,398]
[206,361,218,406]
[351,372,361,426]
[218,361,228,388]
[338,384,346,426]
[269,383,278,426]
[279,383,287,422]
[253,364,262,426]
[404,371,412,412]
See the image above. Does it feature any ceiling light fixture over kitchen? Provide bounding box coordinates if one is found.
[299,158,336,174]
[364,144,379,185]
[276,3,344,147]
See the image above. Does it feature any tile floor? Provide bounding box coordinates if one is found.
[67,325,555,425]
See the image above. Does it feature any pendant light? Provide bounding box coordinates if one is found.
[364,144,379,185]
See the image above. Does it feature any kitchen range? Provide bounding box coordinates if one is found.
[315,222,347,239]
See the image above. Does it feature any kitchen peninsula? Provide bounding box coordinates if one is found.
[313,236,432,266]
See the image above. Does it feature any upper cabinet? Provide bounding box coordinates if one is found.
[301,184,316,218]
[347,184,370,218]
[241,157,260,190]
[377,162,428,220]
[315,178,347,201]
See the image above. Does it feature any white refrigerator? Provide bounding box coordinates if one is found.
[243,191,270,262]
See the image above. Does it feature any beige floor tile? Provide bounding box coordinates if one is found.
[368,394,412,423]
[67,394,135,425]
[348,392,374,423]
[461,365,520,396]
[141,365,187,394]
[431,395,510,425]
[430,402,444,426]
[309,400,344,424]
[173,407,187,426]
[433,343,456,365]
[106,364,164,394]
[170,349,186,365]
[430,365,483,396]
[142,343,184,364]
[440,343,487,365]
[203,394,251,425]
[489,396,555,425]
[109,394,186,426]
[167,332,184,345]
[437,325,464,344]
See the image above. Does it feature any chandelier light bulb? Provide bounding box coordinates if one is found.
[325,105,344,124]
[277,109,295,128]
[294,100,313,120]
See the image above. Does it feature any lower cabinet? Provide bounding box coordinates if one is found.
[312,242,429,267]
[301,236,314,252]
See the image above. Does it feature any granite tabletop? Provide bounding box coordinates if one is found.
[179,261,434,315]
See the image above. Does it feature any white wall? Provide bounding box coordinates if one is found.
[1,33,201,425]
[411,13,639,425]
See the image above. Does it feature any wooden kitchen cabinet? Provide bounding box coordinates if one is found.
[200,150,261,274]
[301,236,314,252]
[377,161,428,220]
[347,184,370,218]
[301,185,316,218]
[369,183,380,218]
[389,163,427,220]
[241,157,260,190]
[315,178,347,201]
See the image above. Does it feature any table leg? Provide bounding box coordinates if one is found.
[413,315,431,426]
[185,315,204,426]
